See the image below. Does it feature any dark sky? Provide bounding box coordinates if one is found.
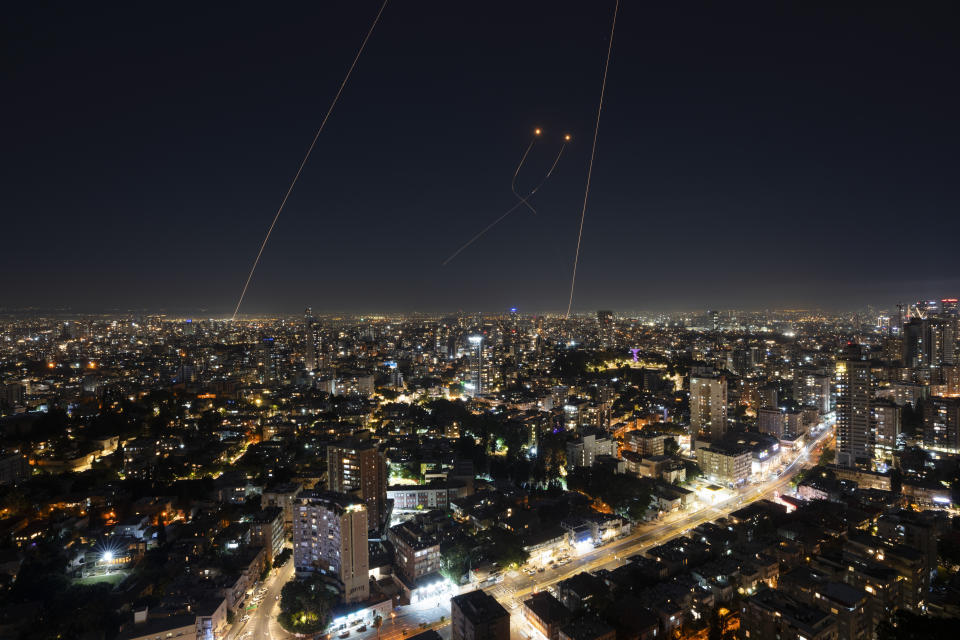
[3,1,959,315]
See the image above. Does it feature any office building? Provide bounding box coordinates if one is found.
[327,438,388,531]
[293,491,369,603]
[451,590,510,640]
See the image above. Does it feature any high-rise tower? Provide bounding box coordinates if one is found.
[468,335,484,396]
[690,374,728,443]
[293,491,369,602]
[836,344,871,468]
[326,438,388,531]
[304,307,317,371]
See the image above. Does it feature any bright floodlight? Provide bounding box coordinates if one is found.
[102,550,114,562]
[468,335,483,345]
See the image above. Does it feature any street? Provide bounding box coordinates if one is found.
[227,556,295,640]
[226,424,832,640]
[498,424,834,639]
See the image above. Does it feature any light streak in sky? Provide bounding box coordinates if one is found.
[566,0,619,319]
[442,134,569,266]
[231,0,390,321]
[511,129,540,215]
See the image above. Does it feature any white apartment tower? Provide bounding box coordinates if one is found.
[293,491,369,603]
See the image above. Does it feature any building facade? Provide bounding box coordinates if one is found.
[690,374,728,442]
[293,491,369,603]
[327,439,388,531]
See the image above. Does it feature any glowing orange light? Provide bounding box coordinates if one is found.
[534,128,542,136]
[564,134,571,141]
[47,362,55,369]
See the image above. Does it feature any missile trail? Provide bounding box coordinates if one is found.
[231,0,390,321]
[511,130,540,215]
[442,138,568,266]
[514,136,569,216]
[565,0,619,319]
[441,198,529,266]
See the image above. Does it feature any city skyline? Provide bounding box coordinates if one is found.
[4,1,959,313]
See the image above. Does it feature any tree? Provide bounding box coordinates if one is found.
[707,605,736,640]
[440,542,471,584]
[663,437,680,458]
[682,460,703,481]
[277,574,337,634]
[819,445,835,466]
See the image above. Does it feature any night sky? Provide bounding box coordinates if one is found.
[4,2,959,315]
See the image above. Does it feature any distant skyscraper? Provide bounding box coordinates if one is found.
[468,335,484,396]
[257,337,277,384]
[836,344,871,468]
[902,317,955,368]
[304,307,317,371]
[293,491,369,602]
[690,374,728,442]
[327,438,388,531]
[597,310,613,326]
[924,396,960,451]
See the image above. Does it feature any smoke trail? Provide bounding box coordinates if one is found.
[443,138,569,266]
[231,0,390,320]
[565,0,619,319]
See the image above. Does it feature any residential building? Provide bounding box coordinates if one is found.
[249,507,285,559]
[387,518,441,584]
[327,438,388,530]
[293,491,369,603]
[740,588,838,640]
[696,445,751,485]
[690,374,727,442]
[451,590,510,640]
[566,428,615,471]
[523,591,571,640]
[836,347,871,468]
